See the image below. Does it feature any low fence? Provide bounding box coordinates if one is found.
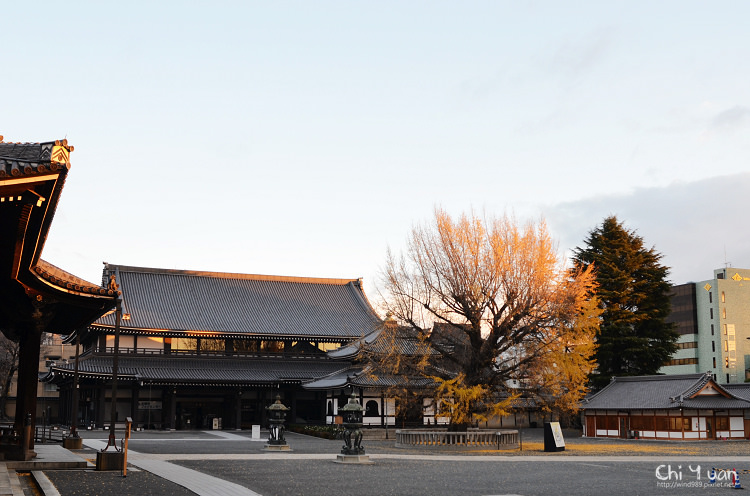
[395,429,519,450]
[35,425,67,443]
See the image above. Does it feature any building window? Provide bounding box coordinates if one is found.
[630,416,653,431]
[668,417,691,431]
[710,308,714,319]
[709,292,713,303]
[595,416,617,430]
[676,342,698,349]
[711,324,715,335]
[716,417,729,430]
[722,308,726,319]
[172,338,198,352]
[654,417,667,431]
[234,340,259,353]
[199,339,225,353]
[666,358,699,366]
[721,292,726,303]
[713,357,717,368]
[260,341,284,353]
[712,342,716,352]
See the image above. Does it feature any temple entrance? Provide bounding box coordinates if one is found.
[176,399,224,429]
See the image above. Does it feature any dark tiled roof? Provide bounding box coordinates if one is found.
[302,365,435,390]
[94,265,381,339]
[48,355,350,385]
[0,139,71,178]
[349,371,434,388]
[327,324,432,359]
[582,373,750,410]
[722,384,750,401]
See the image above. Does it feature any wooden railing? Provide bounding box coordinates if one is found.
[395,429,519,450]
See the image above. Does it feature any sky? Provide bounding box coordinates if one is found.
[3,1,749,302]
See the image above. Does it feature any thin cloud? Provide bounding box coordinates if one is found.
[712,105,750,130]
[546,172,750,284]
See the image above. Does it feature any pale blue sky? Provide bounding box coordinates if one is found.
[3,1,749,299]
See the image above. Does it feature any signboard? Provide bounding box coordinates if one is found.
[138,400,162,410]
[544,421,566,452]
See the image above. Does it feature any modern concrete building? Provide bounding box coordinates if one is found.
[660,268,750,384]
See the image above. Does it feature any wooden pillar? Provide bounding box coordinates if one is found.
[260,390,267,427]
[168,388,177,430]
[96,385,106,428]
[235,392,242,430]
[380,392,385,427]
[290,390,297,424]
[14,327,42,452]
[132,385,140,427]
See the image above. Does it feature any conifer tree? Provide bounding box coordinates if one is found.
[572,216,678,389]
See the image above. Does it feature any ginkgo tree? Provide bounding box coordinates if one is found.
[375,208,600,427]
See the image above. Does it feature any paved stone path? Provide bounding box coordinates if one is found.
[29,429,750,496]
[83,439,262,496]
[0,468,22,496]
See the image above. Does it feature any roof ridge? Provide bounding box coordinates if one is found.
[614,373,704,382]
[104,263,362,285]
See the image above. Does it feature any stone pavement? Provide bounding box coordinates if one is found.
[0,467,22,496]
[10,429,750,495]
[82,438,261,496]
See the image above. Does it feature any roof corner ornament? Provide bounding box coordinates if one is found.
[108,273,121,295]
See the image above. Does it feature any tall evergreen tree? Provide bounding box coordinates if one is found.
[572,216,678,389]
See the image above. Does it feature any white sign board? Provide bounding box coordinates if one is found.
[549,421,565,447]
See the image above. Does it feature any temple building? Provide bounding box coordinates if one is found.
[581,373,750,440]
[45,264,382,430]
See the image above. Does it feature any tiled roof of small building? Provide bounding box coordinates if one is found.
[722,383,750,402]
[582,373,750,410]
[47,355,350,385]
[302,365,435,390]
[92,264,381,340]
[327,323,433,359]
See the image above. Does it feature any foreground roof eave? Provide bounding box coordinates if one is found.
[0,139,117,338]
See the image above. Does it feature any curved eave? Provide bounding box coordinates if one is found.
[86,323,356,342]
[33,262,117,298]
[0,140,117,338]
[47,366,306,387]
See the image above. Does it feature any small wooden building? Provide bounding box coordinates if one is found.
[581,373,750,440]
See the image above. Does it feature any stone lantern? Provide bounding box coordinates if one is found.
[335,393,371,464]
[264,395,291,451]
